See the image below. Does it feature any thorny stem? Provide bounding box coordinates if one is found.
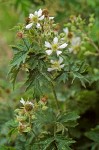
[32,130,41,149]
[54,125,58,150]
[87,37,99,52]
[51,83,60,113]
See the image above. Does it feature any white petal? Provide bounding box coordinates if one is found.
[57,50,62,56]
[47,68,55,72]
[49,17,54,20]
[63,27,69,35]
[53,37,58,44]
[60,64,65,68]
[50,60,55,64]
[20,98,25,105]
[29,13,34,19]
[72,37,81,46]
[26,23,33,29]
[59,43,68,49]
[59,57,63,64]
[46,50,52,55]
[37,9,42,17]
[34,11,38,16]
[36,23,41,28]
[26,101,34,106]
[39,15,44,20]
[68,48,73,53]
[45,41,51,48]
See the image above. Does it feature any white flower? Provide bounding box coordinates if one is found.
[45,37,68,56]
[26,9,44,29]
[20,98,34,107]
[69,37,81,54]
[48,57,65,72]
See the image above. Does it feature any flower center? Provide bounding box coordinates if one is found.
[52,44,58,51]
[52,62,60,68]
[32,16,38,23]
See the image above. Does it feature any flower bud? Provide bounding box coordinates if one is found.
[40,96,48,104]
[42,105,48,110]
[60,33,65,38]
[42,9,49,17]
[68,32,73,39]
[25,17,30,25]
[24,103,33,111]
[17,31,24,39]
[18,123,26,133]
[53,24,60,32]
[88,23,93,28]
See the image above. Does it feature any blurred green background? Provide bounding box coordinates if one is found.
[0,0,99,149]
[0,0,99,101]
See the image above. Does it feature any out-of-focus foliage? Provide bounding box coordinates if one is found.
[0,0,99,150]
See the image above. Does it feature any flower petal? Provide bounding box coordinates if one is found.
[50,60,55,64]
[68,48,73,53]
[59,57,63,64]
[39,15,44,20]
[26,101,34,106]
[36,23,41,28]
[29,13,34,19]
[20,98,25,105]
[49,17,54,20]
[34,11,38,16]
[45,41,51,48]
[46,50,52,55]
[59,43,68,49]
[71,37,81,46]
[26,23,33,29]
[57,50,62,56]
[47,68,55,72]
[60,64,65,68]
[63,27,69,35]
[53,37,58,44]
[37,9,42,17]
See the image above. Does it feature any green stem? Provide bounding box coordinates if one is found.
[51,83,60,112]
[88,38,99,52]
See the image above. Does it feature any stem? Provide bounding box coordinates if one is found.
[31,130,41,150]
[88,38,99,52]
[51,83,60,112]
[54,124,58,150]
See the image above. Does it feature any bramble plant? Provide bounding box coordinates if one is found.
[9,8,98,150]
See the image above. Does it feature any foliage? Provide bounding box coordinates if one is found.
[0,1,99,150]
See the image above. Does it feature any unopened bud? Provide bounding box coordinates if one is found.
[25,103,33,111]
[41,96,48,104]
[42,9,49,17]
[17,31,24,39]
[68,32,73,39]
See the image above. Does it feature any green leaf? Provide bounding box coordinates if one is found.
[38,137,54,150]
[55,135,75,150]
[72,72,89,87]
[57,112,80,127]
[11,51,28,67]
[57,112,80,123]
[85,125,99,142]
[8,66,19,88]
[57,72,68,83]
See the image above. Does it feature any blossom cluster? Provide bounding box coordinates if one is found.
[25,9,68,72]
[63,27,81,54]
[15,97,48,133]
[17,9,82,73]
